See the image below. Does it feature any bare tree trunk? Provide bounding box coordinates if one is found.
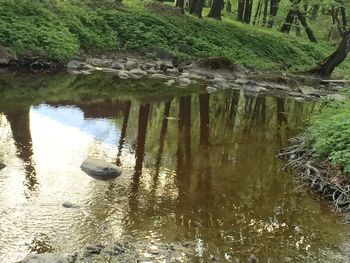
[253,0,263,25]
[296,10,317,43]
[309,30,350,78]
[189,0,197,13]
[237,0,245,21]
[208,0,224,20]
[262,0,269,26]
[176,0,185,10]
[268,0,279,28]
[226,0,232,13]
[194,0,205,17]
[243,0,254,23]
[281,10,295,33]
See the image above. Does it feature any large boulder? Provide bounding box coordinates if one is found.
[80,158,122,180]
[20,253,76,263]
[0,46,17,65]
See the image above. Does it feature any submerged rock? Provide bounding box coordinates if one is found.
[20,253,77,263]
[85,244,103,255]
[0,162,5,170]
[62,202,79,209]
[80,158,122,180]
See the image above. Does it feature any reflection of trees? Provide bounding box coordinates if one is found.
[5,109,38,198]
[154,99,172,180]
[129,103,151,218]
[116,101,131,166]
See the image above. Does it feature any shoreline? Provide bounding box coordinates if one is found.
[279,137,350,217]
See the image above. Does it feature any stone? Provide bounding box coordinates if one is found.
[167,68,179,75]
[243,82,268,93]
[125,60,138,70]
[86,244,103,255]
[206,86,217,93]
[111,61,124,70]
[117,71,130,79]
[150,73,169,79]
[249,254,258,263]
[145,46,176,61]
[62,202,79,209]
[165,79,175,86]
[129,68,147,76]
[101,68,120,74]
[20,253,76,263]
[147,68,158,74]
[287,91,304,97]
[0,46,17,64]
[81,158,122,180]
[178,77,191,87]
[0,162,5,170]
[67,60,82,69]
[87,58,113,67]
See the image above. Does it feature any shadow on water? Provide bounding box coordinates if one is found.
[0,71,350,262]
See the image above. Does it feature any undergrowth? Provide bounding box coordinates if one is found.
[0,0,349,75]
[308,100,350,173]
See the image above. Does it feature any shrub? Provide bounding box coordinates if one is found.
[308,101,350,173]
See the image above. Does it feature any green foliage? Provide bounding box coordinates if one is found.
[308,101,350,173]
[0,0,116,60]
[0,0,349,74]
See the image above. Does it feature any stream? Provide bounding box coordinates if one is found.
[0,71,350,262]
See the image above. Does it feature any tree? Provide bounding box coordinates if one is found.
[208,0,224,20]
[309,30,350,77]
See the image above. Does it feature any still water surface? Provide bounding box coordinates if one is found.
[0,72,350,262]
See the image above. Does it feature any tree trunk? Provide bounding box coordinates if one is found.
[253,0,262,25]
[208,0,224,20]
[226,0,232,13]
[280,10,295,33]
[176,0,185,10]
[243,0,254,23]
[262,0,269,26]
[268,0,279,28]
[309,30,350,78]
[194,0,205,17]
[237,0,245,21]
[189,0,197,13]
[295,10,317,43]
[311,4,319,20]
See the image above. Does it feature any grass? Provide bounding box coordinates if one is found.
[0,0,349,76]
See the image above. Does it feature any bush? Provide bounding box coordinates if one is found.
[308,101,350,173]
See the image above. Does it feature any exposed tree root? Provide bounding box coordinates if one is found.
[278,137,350,214]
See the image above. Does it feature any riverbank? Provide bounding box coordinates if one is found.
[1,0,350,78]
[279,99,350,217]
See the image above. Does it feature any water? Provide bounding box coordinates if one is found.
[0,71,349,262]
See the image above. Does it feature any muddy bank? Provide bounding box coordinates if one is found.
[279,137,350,217]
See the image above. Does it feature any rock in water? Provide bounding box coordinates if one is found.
[80,158,122,180]
[0,162,5,170]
